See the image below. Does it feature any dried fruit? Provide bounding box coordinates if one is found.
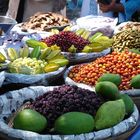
[30,85,104,128]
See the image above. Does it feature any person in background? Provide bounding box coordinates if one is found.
[0,0,9,15]
[81,0,140,23]
[67,0,83,19]
[6,0,66,23]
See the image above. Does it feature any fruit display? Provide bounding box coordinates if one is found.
[68,50,140,90]
[9,58,46,74]
[95,99,125,130]
[0,46,68,75]
[13,109,47,133]
[95,81,120,100]
[54,112,95,134]
[98,73,122,86]
[0,52,6,63]
[116,22,140,33]
[30,85,104,128]
[7,83,135,136]
[42,30,113,53]
[20,12,70,32]
[130,74,140,89]
[112,29,140,52]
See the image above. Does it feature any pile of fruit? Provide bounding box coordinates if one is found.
[112,29,140,52]
[0,46,68,74]
[42,30,113,53]
[68,50,140,90]
[12,84,134,135]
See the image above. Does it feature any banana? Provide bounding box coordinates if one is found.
[75,28,86,36]
[46,50,61,60]
[30,46,41,58]
[26,39,47,49]
[7,48,18,61]
[19,47,29,58]
[0,52,6,63]
[40,47,52,60]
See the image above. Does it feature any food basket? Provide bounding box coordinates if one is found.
[0,86,139,140]
[64,66,140,110]
[62,48,111,64]
[0,66,66,87]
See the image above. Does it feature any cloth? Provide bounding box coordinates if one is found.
[81,0,114,17]
[6,0,20,19]
[81,0,140,23]
[121,0,140,21]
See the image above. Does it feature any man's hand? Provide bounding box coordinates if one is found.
[98,0,116,12]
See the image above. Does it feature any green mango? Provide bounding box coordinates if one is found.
[95,99,125,130]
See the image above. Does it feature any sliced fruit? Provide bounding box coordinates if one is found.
[44,63,60,73]
[95,81,120,100]
[13,109,47,133]
[98,73,122,86]
[7,48,18,61]
[54,112,94,134]
[95,99,125,130]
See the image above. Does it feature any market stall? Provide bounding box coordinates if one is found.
[0,12,140,140]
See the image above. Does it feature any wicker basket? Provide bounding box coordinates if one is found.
[0,86,139,140]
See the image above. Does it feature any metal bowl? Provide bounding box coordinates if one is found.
[0,16,17,34]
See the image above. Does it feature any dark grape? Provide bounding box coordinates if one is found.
[30,85,104,128]
[43,31,90,52]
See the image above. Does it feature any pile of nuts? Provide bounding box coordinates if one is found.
[118,22,140,32]
[112,29,140,52]
[68,50,140,90]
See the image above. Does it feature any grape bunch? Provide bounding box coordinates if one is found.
[30,85,104,128]
[43,31,90,52]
